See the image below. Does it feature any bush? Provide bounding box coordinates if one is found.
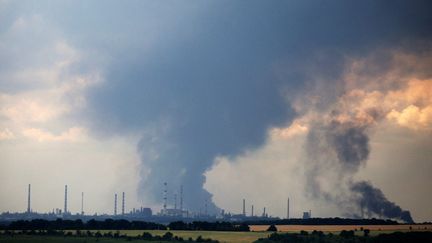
[141,232,152,239]
[339,230,355,238]
[364,229,370,237]
[162,232,174,240]
[238,223,250,232]
[267,224,277,232]
[311,230,324,237]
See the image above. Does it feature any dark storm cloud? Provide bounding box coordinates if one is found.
[17,0,430,213]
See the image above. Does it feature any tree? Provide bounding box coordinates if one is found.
[162,232,173,240]
[364,229,370,237]
[238,223,250,232]
[339,230,355,238]
[267,224,277,232]
[141,232,152,240]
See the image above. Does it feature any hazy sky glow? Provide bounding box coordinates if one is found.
[1,1,432,222]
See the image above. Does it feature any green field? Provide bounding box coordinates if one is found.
[1,230,271,243]
[0,235,170,243]
[3,226,432,243]
[82,230,270,243]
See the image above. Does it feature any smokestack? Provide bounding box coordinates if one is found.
[81,192,84,215]
[180,185,183,211]
[64,185,68,215]
[114,193,117,215]
[205,199,208,215]
[263,207,266,217]
[122,192,125,215]
[309,209,312,218]
[163,182,167,211]
[287,197,290,219]
[27,184,31,213]
[242,199,246,216]
[251,205,254,217]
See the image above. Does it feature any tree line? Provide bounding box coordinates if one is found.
[247,217,400,225]
[168,221,250,231]
[0,229,219,242]
[1,219,167,230]
[0,219,251,232]
[255,230,432,243]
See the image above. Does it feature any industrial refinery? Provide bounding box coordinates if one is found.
[0,183,283,223]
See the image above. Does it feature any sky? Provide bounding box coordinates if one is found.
[1,1,432,222]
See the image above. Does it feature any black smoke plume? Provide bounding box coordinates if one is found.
[304,111,414,223]
[352,181,413,223]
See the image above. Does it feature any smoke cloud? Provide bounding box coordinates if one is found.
[304,118,414,222]
[327,122,370,172]
[68,1,431,215]
[352,181,413,223]
[297,48,432,223]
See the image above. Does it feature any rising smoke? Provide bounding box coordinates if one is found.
[352,181,413,223]
[299,56,423,222]
[79,1,432,217]
[303,115,414,222]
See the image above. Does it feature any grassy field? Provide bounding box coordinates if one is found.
[250,224,432,236]
[1,230,271,243]
[2,225,432,243]
[65,230,270,243]
[0,235,170,243]
[251,224,432,232]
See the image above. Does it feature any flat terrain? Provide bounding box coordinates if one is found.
[1,231,271,243]
[250,224,432,235]
[2,225,432,243]
[70,230,270,243]
[0,235,169,243]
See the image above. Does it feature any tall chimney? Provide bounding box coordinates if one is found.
[81,192,84,215]
[263,207,266,217]
[205,199,208,215]
[122,192,125,215]
[64,185,68,215]
[287,197,290,219]
[251,205,254,217]
[242,199,246,216]
[114,193,117,215]
[180,185,183,211]
[163,182,167,211]
[27,184,31,213]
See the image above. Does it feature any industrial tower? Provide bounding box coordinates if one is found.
[163,182,167,211]
[81,192,84,215]
[114,193,117,215]
[287,197,290,219]
[242,199,246,216]
[27,184,31,213]
[180,185,183,211]
[122,192,125,215]
[64,185,68,215]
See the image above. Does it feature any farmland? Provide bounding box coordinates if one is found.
[250,224,432,235]
[0,230,269,243]
[2,225,432,243]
